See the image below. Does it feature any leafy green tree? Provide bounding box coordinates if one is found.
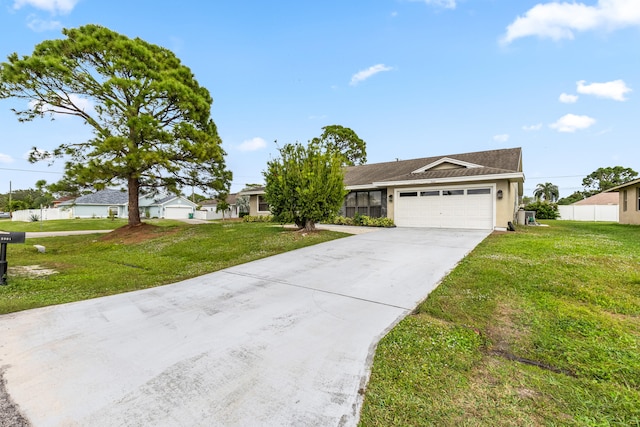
[582,166,638,195]
[533,182,559,202]
[0,187,54,210]
[215,196,230,220]
[311,124,367,166]
[0,25,231,226]
[557,191,587,205]
[264,141,347,231]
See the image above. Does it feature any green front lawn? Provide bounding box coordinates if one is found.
[0,217,130,232]
[360,221,640,426]
[0,221,347,314]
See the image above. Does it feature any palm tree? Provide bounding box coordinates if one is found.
[534,182,559,202]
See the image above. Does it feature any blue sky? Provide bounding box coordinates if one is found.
[0,0,638,198]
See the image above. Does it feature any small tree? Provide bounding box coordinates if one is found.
[264,141,346,231]
[215,195,230,220]
[534,182,559,202]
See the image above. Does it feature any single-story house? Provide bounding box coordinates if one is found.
[199,193,241,220]
[58,189,198,219]
[606,178,640,225]
[558,192,619,222]
[243,147,524,230]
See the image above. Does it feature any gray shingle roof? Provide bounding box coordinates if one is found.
[68,189,129,205]
[344,147,522,187]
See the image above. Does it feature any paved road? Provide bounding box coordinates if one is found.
[1,227,490,426]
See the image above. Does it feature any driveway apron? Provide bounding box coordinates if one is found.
[0,227,490,426]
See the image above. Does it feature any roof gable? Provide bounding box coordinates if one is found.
[411,157,483,174]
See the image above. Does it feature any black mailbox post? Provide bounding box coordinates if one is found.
[0,231,26,285]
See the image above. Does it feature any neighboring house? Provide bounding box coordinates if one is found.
[199,194,240,220]
[58,189,198,219]
[606,178,640,225]
[558,192,619,222]
[52,196,75,207]
[242,147,524,230]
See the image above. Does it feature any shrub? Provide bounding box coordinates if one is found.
[331,216,354,226]
[243,215,275,223]
[329,214,395,228]
[524,201,559,220]
[29,214,40,222]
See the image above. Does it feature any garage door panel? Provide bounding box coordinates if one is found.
[165,206,192,219]
[395,187,493,229]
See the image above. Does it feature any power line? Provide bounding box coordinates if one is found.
[0,167,63,175]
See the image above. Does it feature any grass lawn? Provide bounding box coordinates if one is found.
[360,221,640,427]
[0,217,130,232]
[0,221,347,314]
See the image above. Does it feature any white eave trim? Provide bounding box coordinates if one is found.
[411,157,483,174]
[238,189,265,196]
[373,172,525,187]
[344,184,379,191]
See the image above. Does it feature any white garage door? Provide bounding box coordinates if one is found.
[394,187,493,229]
[164,206,192,219]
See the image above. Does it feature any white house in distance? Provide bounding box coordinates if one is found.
[58,189,198,219]
[199,194,241,220]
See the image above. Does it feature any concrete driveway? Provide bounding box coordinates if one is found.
[0,227,490,426]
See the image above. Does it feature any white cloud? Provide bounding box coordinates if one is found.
[26,16,61,31]
[559,93,578,103]
[407,0,456,9]
[350,64,394,86]
[576,79,632,101]
[0,153,15,164]
[13,0,79,14]
[237,137,267,152]
[522,123,543,131]
[501,0,640,45]
[493,134,510,143]
[549,114,596,132]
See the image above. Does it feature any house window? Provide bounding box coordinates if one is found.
[345,190,383,218]
[420,190,440,196]
[108,206,118,217]
[637,188,640,211]
[258,195,269,212]
[399,192,418,197]
[357,192,369,215]
[443,190,464,196]
[467,188,491,195]
[623,190,627,212]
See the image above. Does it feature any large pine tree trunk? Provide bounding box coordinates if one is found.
[127,177,142,226]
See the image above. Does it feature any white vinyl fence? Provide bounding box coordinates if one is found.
[194,209,238,220]
[558,205,619,222]
[11,208,72,222]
